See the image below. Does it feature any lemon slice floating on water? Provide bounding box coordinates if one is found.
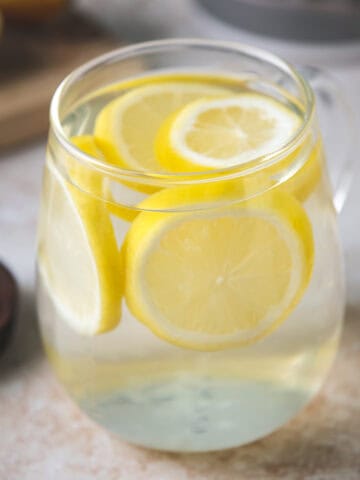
[156,93,301,172]
[156,92,322,201]
[94,77,321,200]
[94,81,230,171]
[125,186,314,351]
[39,136,124,335]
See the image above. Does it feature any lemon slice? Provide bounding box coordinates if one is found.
[279,140,323,202]
[39,136,123,335]
[68,135,138,223]
[155,93,301,172]
[125,187,314,351]
[94,81,230,171]
[155,92,322,201]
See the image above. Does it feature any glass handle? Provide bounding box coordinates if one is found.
[298,65,358,213]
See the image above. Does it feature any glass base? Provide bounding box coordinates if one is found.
[81,375,310,452]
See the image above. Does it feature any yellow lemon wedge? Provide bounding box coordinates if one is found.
[38,135,124,335]
[155,93,301,172]
[125,186,314,351]
[94,81,230,171]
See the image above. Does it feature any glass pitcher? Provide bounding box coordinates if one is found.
[36,39,355,452]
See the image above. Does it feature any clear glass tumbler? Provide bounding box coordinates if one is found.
[37,39,355,452]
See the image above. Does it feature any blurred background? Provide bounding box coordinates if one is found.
[0,0,360,150]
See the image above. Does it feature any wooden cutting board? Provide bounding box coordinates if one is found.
[0,12,119,149]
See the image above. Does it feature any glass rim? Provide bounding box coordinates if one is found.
[50,37,315,184]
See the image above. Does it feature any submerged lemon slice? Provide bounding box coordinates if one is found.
[156,93,301,172]
[39,136,124,335]
[279,140,323,202]
[125,186,314,351]
[94,81,230,171]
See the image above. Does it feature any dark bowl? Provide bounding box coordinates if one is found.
[197,0,360,42]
